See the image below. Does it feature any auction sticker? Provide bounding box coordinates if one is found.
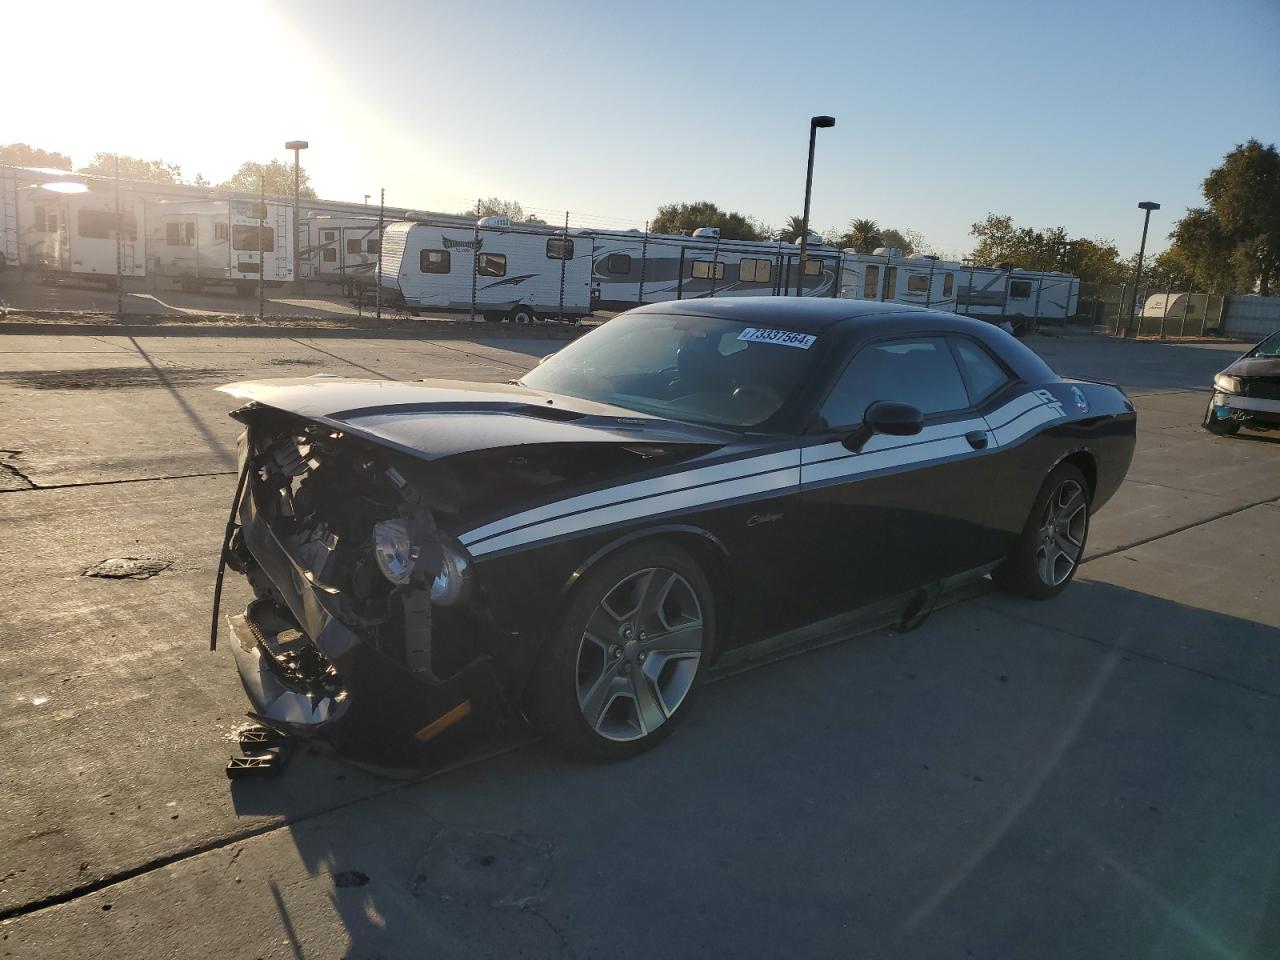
[737,328,816,349]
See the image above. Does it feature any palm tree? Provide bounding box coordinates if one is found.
[846,218,882,253]
[780,215,806,242]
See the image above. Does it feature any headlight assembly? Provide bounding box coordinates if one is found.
[430,540,472,606]
[372,519,417,584]
[1214,373,1243,394]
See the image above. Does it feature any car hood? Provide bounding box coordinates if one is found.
[217,376,733,460]
[1223,356,1280,378]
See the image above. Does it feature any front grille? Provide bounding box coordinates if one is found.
[1244,379,1280,401]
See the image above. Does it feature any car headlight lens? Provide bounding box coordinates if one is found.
[431,540,472,606]
[1214,373,1242,394]
[372,519,416,584]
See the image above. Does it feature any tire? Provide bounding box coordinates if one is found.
[992,462,1090,600]
[1202,396,1240,436]
[528,541,715,761]
[508,305,538,325]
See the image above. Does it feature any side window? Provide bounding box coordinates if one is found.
[232,224,273,252]
[952,338,1011,405]
[366,238,380,254]
[883,266,898,298]
[606,252,631,275]
[739,258,771,283]
[546,237,573,260]
[346,238,361,255]
[420,249,450,273]
[863,264,879,299]
[322,247,337,263]
[906,274,929,294]
[818,337,971,429]
[1009,279,1033,300]
[214,222,228,241]
[943,272,954,297]
[478,252,507,277]
[803,258,822,277]
[322,230,336,241]
[165,222,181,245]
[691,259,725,280]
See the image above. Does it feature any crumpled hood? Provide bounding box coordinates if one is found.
[217,376,731,460]
[1223,355,1280,378]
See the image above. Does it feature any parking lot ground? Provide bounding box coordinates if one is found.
[0,329,1277,958]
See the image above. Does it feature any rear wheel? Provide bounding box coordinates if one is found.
[1202,396,1240,435]
[528,542,713,761]
[508,305,538,325]
[992,463,1090,599]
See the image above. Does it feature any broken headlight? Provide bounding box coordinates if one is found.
[372,519,417,585]
[1214,373,1242,394]
[430,539,472,607]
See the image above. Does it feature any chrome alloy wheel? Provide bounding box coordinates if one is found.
[575,567,704,742]
[1036,478,1087,587]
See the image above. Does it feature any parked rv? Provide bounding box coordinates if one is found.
[837,248,958,313]
[954,262,1079,330]
[13,179,147,285]
[147,198,294,294]
[378,216,592,322]
[300,215,381,291]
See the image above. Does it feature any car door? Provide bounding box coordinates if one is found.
[793,335,1004,623]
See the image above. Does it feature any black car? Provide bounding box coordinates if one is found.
[1203,329,1280,435]
[213,298,1136,764]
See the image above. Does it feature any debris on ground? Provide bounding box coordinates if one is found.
[82,557,173,580]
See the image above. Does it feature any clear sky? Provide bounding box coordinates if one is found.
[5,0,1278,257]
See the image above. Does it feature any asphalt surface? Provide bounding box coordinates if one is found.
[0,327,1277,959]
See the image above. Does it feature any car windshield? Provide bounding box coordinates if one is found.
[1249,330,1280,358]
[520,311,820,429]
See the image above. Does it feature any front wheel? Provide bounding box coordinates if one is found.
[508,305,538,324]
[528,542,714,761]
[992,463,1090,599]
[1202,396,1240,435]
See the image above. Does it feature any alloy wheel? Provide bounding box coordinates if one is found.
[1036,478,1087,587]
[575,567,704,742]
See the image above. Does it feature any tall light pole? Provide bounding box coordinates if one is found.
[1125,201,1160,337]
[796,115,835,297]
[285,140,308,292]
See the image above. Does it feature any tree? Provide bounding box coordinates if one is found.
[0,143,72,170]
[780,215,807,242]
[1197,140,1280,295]
[967,213,1126,284]
[880,227,925,255]
[79,152,182,183]
[651,201,767,241]
[844,218,882,253]
[218,160,317,198]
[463,197,545,223]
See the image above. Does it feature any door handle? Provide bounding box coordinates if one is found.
[965,430,989,450]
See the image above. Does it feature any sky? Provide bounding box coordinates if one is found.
[5,0,1278,258]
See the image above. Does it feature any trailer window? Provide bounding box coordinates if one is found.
[691,259,725,280]
[165,221,195,247]
[943,272,954,298]
[34,205,57,232]
[863,265,879,299]
[77,209,137,241]
[478,253,507,277]
[803,258,822,277]
[323,230,336,242]
[1009,280,1033,300]
[366,238,380,254]
[907,274,929,294]
[420,249,450,273]
[346,238,362,255]
[883,266,897,298]
[739,258,771,283]
[232,224,275,252]
[606,253,631,275]
[214,222,228,242]
[546,237,574,260]
[323,248,337,263]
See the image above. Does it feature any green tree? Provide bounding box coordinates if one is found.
[1162,207,1241,293]
[1200,139,1280,295]
[0,143,72,170]
[780,215,807,242]
[651,201,767,241]
[218,159,317,198]
[844,218,882,253]
[968,214,1125,284]
[79,152,182,183]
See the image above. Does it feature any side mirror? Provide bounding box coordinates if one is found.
[843,400,924,452]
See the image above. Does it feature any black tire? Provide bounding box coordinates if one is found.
[992,462,1090,600]
[1202,396,1240,435]
[527,541,715,761]
[508,305,538,325]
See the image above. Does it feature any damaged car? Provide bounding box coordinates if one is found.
[1203,329,1280,436]
[212,298,1136,766]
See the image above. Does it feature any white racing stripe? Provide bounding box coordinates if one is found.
[460,390,1067,557]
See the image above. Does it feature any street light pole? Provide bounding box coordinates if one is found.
[1125,201,1160,337]
[285,140,308,292]
[796,115,835,297]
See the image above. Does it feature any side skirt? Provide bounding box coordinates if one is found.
[705,562,999,681]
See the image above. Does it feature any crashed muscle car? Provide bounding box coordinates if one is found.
[1203,329,1280,436]
[213,298,1136,764]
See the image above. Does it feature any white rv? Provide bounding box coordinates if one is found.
[10,178,147,283]
[955,264,1079,323]
[837,249,959,312]
[300,216,381,288]
[1,167,18,270]
[588,227,840,307]
[148,198,293,294]
[379,217,592,321]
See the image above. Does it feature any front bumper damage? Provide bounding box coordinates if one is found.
[222,440,512,768]
[1210,391,1280,427]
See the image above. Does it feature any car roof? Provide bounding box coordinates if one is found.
[626,295,992,337]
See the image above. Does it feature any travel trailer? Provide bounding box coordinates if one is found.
[378,216,592,321]
[837,248,958,312]
[300,215,381,288]
[954,263,1079,323]
[11,178,147,283]
[147,198,295,293]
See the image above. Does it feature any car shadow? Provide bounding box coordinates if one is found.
[224,576,1280,959]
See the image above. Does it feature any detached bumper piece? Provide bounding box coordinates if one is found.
[226,726,294,780]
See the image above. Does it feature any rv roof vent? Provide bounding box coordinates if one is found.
[691,226,721,239]
[478,215,511,228]
[871,247,904,258]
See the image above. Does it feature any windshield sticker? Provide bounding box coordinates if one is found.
[737,328,816,349]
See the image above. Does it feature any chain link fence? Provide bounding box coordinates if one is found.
[1077,282,1228,338]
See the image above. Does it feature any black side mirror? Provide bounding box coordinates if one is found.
[843,400,924,452]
